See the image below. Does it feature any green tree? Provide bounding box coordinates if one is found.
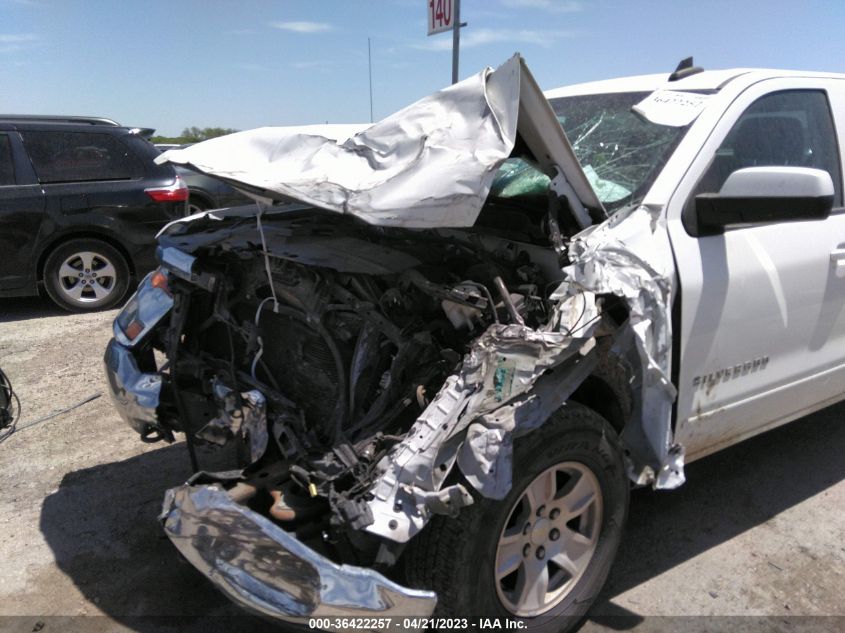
[180,126,239,142]
[150,126,239,145]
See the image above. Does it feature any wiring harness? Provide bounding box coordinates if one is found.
[0,365,20,442]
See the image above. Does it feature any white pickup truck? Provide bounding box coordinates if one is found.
[105,56,845,631]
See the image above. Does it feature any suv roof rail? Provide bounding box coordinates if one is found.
[0,115,122,126]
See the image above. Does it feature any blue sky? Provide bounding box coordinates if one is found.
[2,0,844,136]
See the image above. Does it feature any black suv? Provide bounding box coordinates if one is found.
[0,116,187,312]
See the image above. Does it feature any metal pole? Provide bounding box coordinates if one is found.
[451,0,461,84]
[368,37,374,123]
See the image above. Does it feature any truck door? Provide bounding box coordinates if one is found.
[666,78,845,460]
[0,132,45,291]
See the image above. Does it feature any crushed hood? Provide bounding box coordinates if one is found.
[157,54,604,229]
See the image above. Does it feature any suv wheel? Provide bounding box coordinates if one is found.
[404,403,629,633]
[43,238,130,312]
[187,196,208,216]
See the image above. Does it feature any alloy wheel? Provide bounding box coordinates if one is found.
[494,461,603,617]
[56,250,118,304]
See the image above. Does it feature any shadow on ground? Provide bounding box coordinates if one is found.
[39,442,272,632]
[0,296,66,323]
[588,401,845,629]
[40,403,845,632]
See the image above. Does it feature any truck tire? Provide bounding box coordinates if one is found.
[404,402,629,633]
[43,238,130,313]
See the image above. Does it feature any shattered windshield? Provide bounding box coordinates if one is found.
[490,91,690,212]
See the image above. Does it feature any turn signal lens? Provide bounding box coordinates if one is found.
[150,270,170,294]
[124,319,145,341]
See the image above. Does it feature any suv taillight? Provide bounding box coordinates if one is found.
[146,175,189,202]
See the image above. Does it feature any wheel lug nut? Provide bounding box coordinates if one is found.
[85,269,90,273]
[92,272,97,277]
[550,508,560,520]
[536,546,545,559]
[522,544,531,557]
[523,522,531,535]
[550,528,560,541]
[536,505,545,517]
[78,272,84,277]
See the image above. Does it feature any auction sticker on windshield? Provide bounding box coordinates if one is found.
[632,89,711,127]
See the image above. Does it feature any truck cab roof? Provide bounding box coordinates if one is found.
[544,67,845,99]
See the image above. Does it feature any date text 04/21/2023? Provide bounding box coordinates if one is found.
[307,617,527,630]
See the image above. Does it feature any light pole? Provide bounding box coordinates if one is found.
[451,0,461,84]
[368,37,374,122]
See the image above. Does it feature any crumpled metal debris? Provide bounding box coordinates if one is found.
[563,203,684,488]
[196,379,268,464]
[157,58,522,228]
[366,314,601,542]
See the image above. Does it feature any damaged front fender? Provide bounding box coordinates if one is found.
[364,204,685,545]
[564,204,684,488]
[365,313,606,542]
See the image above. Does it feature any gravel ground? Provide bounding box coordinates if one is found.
[0,296,843,633]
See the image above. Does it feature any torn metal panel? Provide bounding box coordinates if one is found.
[365,321,600,542]
[562,204,684,488]
[156,54,603,229]
[103,338,162,436]
[196,380,269,464]
[157,63,518,228]
[161,483,437,627]
[457,342,601,499]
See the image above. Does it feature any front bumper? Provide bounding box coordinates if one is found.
[161,483,437,627]
[105,267,175,438]
[104,337,162,437]
[106,341,437,625]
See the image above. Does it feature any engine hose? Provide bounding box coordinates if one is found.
[0,366,21,443]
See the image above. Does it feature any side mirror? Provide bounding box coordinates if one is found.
[694,166,834,236]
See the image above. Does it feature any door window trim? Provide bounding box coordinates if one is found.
[674,83,845,238]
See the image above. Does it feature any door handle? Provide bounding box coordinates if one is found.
[831,248,845,277]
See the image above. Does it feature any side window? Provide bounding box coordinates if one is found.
[20,131,141,184]
[0,135,15,186]
[695,90,842,206]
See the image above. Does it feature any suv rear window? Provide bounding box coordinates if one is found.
[21,131,141,183]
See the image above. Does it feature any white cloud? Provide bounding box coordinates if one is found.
[0,33,38,43]
[290,60,334,69]
[500,0,582,12]
[414,27,576,51]
[270,21,333,34]
[0,33,38,54]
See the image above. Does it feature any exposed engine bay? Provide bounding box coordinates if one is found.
[129,198,633,566]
